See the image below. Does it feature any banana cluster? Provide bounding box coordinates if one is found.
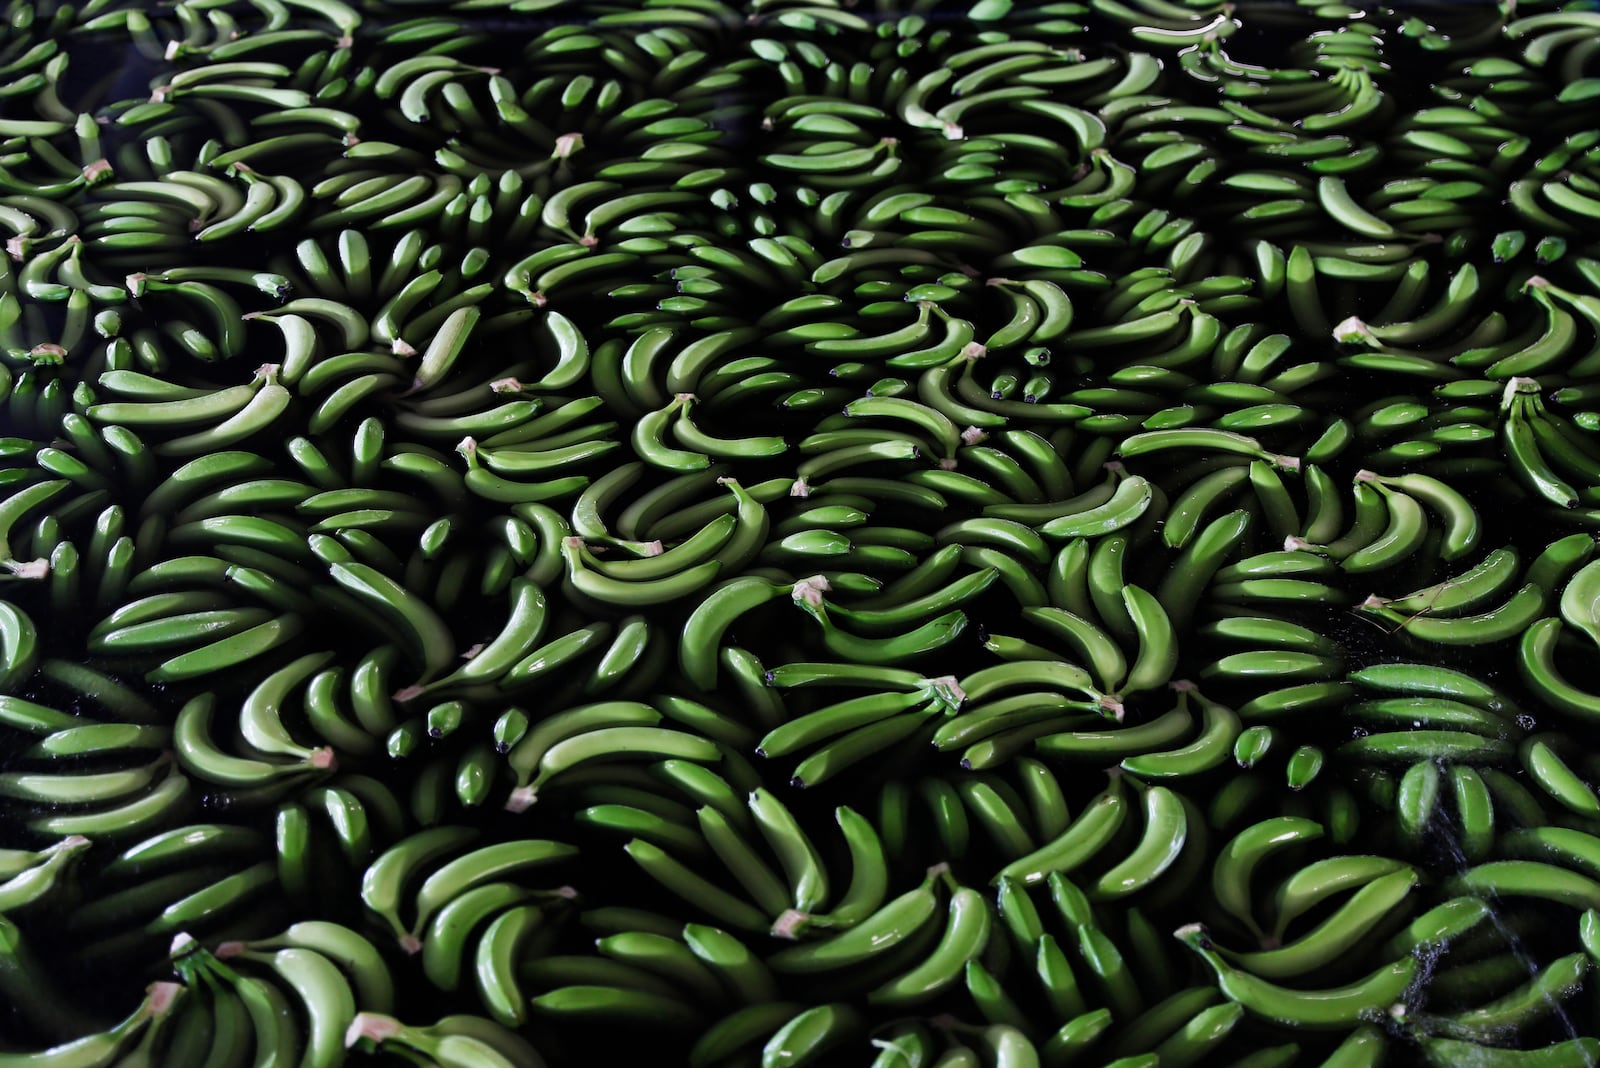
[4,0,1600,1066]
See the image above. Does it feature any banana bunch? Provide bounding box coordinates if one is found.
[0,833,89,915]
[0,682,195,843]
[66,822,279,969]
[746,863,999,1015]
[88,361,291,457]
[0,194,78,279]
[77,170,254,261]
[0,978,188,1068]
[526,919,791,1053]
[1521,547,1600,722]
[1501,376,1600,512]
[387,700,533,818]
[170,691,335,799]
[0,362,73,441]
[497,698,723,812]
[348,1010,546,1067]
[0,113,105,208]
[1177,921,1419,1032]
[1340,660,1523,772]
[381,857,573,1026]
[1330,261,1501,377]
[443,595,670,707]
[121,932,369,1068]
[306,166,472,239]
[754,668,963,787]
[1339,388,1498,471]
[1503,123,1600,241]
[601,784,877,938]
[871,757,1073,870]
[6,232,124,321]
[936,864,1260,1065]
[988,771,1208,913]
[1358,540,1548,649]
[76,535,315,685]
[1398,897,1600,1060]
[1188,832,1453,1039]
[342,827,577,969]
[264,228,489,352]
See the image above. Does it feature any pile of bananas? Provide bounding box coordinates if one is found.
[6,0,1600,1063]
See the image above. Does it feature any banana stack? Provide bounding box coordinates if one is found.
[4,0,1600,1065]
